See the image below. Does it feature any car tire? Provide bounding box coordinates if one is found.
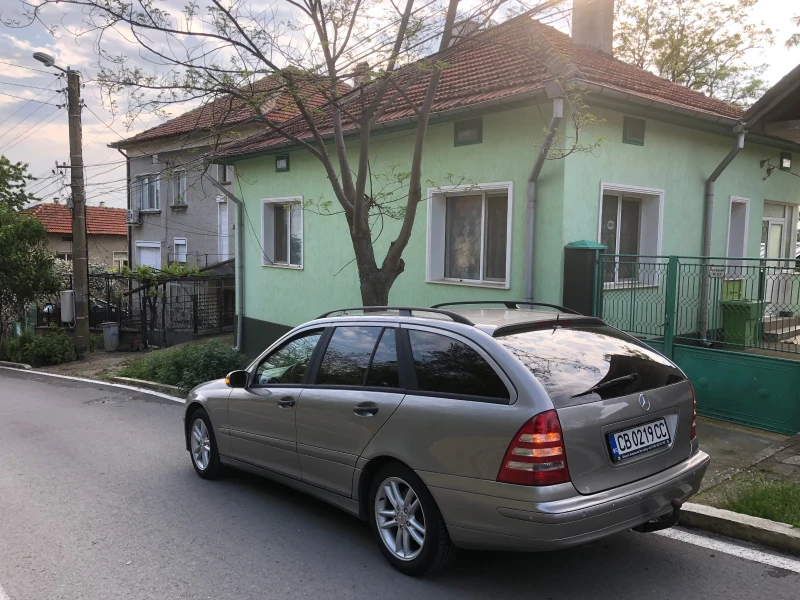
[188,408,224,480]
[368,462,457,576]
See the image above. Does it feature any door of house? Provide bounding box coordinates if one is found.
[762,202,788,267]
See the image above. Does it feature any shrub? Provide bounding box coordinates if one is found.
[118,340,248,392]
[90,333,103,352]
[22,331,76,367]
[0,332,34,363]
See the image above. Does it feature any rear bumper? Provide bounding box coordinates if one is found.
[427,450,710,551]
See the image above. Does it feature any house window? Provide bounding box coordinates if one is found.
[216,164,234,183]
[261,197,303,267]
[726,197,750,272]
[427,182,512,287]
[780,152,792,171]
[762,202,789,266]
[136,174,160,210]
[112,251,128,272]
[61,235,72,242]
[135,241,161,269]
[56,252,72,261]
[174,238,187,263]
[275,154,290,172]
[172,170,187,205]
[623,116,646,146]
[597,183,664,286]
[454,118,482,146]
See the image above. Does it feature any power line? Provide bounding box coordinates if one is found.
[0,107,66,154]
[0,80,60,91]
[0,91,59,105]
[0,60,57,75]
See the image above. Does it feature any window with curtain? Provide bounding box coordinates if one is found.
[444,192,508,283]
[601,194,641,283]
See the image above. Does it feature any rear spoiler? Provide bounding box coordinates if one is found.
[493,316,605,337]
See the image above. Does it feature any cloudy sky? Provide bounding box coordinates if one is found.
[0,0,798,209]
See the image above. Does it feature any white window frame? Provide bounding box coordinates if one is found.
[726,196,750,272]
[173,237,187,263]
[597,182,664,289]
[135,241,161,269]
[762,201,791,264]
[172,169,188,205]
[426,181,513,289]
[136,173,160,211]
[261,196,304,269]
[112,251,128,272]
[216,164,234,184]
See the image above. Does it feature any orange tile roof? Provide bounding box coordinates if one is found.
[219,14,744,157]
[114,76,349,147]
[22,202,128,236]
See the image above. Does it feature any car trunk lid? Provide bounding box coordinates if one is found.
[497,324,693,494]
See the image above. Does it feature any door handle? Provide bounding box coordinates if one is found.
[353,402,378,417]
[277,397,296,409]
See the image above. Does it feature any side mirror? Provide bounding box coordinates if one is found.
[225,370,248,388]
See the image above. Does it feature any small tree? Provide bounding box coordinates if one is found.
[0,204,61,337]
[0,156,38,210]
[12,0,598,307]
[614,0,774,107]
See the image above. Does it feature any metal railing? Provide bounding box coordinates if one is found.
[596,254,800,355]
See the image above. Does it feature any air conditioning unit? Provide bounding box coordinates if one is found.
[126,208,141,225]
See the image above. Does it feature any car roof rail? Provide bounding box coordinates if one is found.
[316,306,475,326]
[431,300,581,315]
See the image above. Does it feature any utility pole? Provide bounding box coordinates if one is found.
[34,52,90,358]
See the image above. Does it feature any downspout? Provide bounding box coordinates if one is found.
[525,83,565,303]
[698,125,746,341]
[205,174,245,352]
[117,147,132,271]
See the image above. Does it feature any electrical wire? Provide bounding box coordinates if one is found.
[0,91,59,105]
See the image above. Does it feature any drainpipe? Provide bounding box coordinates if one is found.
[525,82,565,303]
[698,125,746,341]
[116,148,132,271]
[205,173,245,352]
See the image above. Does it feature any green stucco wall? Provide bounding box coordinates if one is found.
[233,100,799,334]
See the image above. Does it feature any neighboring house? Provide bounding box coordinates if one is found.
[22,201,128,268]
[203,2,799,357]
[110,77,338,272]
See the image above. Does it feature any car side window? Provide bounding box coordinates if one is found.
[408,330,509,400]
[316,326,383,386]
[365,328,400,388]
[254,329,323,385]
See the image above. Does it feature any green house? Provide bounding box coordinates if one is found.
[214,13,800,357]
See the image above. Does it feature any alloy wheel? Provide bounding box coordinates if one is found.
[374,476,426,561]
[190,418,211,471]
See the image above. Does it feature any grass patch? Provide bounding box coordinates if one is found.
[719,475,800,527]
[117,340,248,392]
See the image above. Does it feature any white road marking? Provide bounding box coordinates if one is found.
[0,366,185,404]
[656,528,800,574]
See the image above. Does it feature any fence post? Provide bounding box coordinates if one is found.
[161,284,167,347]
[140,286,148,347]
[192,294,198,334]
[663,256,679,360]
[592,255,603,318]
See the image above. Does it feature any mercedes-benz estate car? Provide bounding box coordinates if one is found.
[183,302,709,575]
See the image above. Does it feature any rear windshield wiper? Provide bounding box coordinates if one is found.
[571,373,639,398]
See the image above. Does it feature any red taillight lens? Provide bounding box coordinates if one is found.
[689,381,697,441]
[497,410,570,486]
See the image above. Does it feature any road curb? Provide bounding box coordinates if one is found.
[0,360,32,370]
[110,376,184,396]
[680,502,800,556]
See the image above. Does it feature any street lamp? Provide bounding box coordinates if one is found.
[32,51,90,359]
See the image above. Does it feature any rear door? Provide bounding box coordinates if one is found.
[296,325,406,497]
[497,325,692,494]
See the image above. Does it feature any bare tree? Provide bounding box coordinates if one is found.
[12,0,575,305]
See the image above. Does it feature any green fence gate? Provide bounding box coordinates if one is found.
[595,254,800,435]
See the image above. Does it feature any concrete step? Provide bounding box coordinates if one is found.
[763,325,800,342]
[762,315,800,333]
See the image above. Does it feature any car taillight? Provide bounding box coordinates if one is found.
[689,381,697,441]
[497,410,570,486]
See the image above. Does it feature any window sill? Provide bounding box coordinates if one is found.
[603,281,659,291]
[261,263,303,270]
[139,209,161,214]
[169,204,188,211]
[427,278,509,289]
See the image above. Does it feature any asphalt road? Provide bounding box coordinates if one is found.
[1,368,799,600]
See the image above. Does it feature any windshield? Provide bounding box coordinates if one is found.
[497,325,685,408]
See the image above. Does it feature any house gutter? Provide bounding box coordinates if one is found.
[698,126,746,341]
[116,147,132,273]
[524,83,565,303]
[205,175,245,352]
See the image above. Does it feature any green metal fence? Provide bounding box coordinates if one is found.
[595,254,800,435]
[597,254,800,355]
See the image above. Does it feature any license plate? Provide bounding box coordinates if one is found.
[608,418,671,461]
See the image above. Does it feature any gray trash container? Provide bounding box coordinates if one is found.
[101,322,119,352]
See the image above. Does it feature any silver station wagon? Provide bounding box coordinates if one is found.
[184,302,710,575]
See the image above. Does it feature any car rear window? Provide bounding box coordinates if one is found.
[497,325,685,408]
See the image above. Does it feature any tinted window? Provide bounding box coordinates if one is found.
[365,329,400,388]
[497,325,685,408]
[409,330,509,400]
[317,327,382,386]
[255,329,322,385]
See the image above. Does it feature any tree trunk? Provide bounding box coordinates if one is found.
[351,229,403,307]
